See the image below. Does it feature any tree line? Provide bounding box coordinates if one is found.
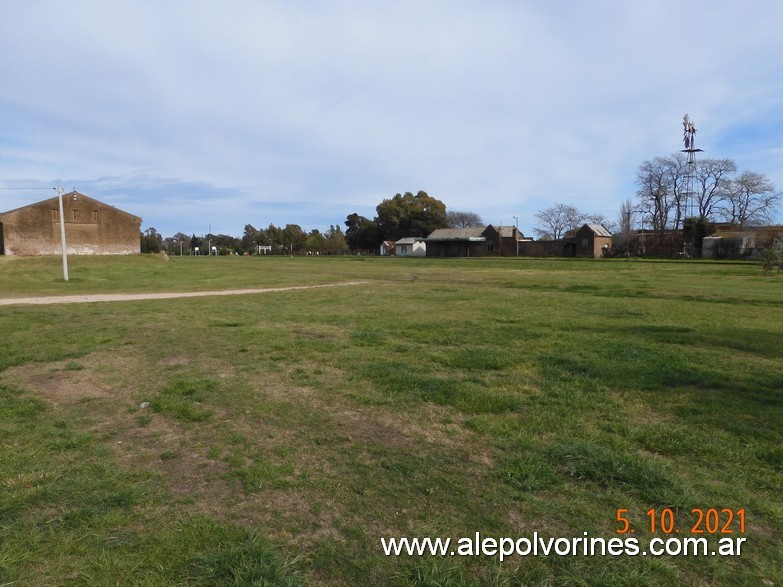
[140,224,350,255]
[140,168,780,256]
[635,154,779,233]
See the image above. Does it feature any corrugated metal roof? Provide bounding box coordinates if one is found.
[585,224,612,237]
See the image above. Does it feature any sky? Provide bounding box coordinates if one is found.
[2,0,783,238]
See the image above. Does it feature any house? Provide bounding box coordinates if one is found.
[703,224,782,259]
[425,227,487,257]
[394,237,426,257]
[424,225,530,257]
[0,191,141,256]
[482,225,530,256]
[573,224,612,258]
[379,240,395,256]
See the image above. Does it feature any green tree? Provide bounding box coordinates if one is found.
[241,224,260,253]
[282,224,307,254]
[140,227,163,253]
[344,213,381,252]
[305,229,326,252]
[683,216,716,257]
[375,191,448,240]
[324,225,349,254]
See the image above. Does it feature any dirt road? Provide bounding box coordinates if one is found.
[0,281,368,306]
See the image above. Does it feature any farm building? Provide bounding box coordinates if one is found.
[425,225,527,257]
[394,237,426,257]
[424,224,614,258]
[0,192,141,256]
[425,227,487,257]
[379,241,395,256]
[573,224,612,258]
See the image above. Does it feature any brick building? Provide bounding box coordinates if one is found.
[0,192,141,256]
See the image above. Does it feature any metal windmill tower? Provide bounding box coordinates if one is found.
[681,114,703,256]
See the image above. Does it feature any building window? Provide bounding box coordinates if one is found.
[581,238,589,248]
[92,210,98,222]
[51,209,59,221]
[72,209,80,221]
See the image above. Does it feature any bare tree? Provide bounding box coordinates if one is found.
[617,199,634,235]
[719,171,780,230]
[636,154,741,232]
[534,204,582,240]
[636,157,676,235]
[583,213,617,233]
[695,158,735,219]
[446,210,484,228]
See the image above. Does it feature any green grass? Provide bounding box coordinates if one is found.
[0,255,781,585]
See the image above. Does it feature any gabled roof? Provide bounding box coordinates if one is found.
[395,237,426,245]
[581,224,612,237]
[484,225,518,238]
[0,191,141,221]
[426,227,486,241]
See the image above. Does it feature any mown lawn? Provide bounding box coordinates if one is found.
[1,255,781,585]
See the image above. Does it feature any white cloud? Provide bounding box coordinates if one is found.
[2,0,782,236]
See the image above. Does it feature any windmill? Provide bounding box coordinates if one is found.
[681,114,703,257]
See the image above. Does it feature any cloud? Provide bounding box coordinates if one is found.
[2,0,782,237]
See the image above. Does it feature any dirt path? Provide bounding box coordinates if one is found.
[0,281,368,306]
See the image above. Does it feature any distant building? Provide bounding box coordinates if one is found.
[0,192,141,256]
[424,226,529,257]
[573,224,612,258]
[380,240,395,256]
[394,237,426,257]
[425,227,488,257]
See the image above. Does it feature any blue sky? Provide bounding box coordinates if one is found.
[2,1,782,237]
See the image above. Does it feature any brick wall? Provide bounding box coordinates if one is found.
[0,193,141,256]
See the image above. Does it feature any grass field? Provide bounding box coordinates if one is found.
[1,255,781,586]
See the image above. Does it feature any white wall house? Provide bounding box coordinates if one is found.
[394,237,426,257]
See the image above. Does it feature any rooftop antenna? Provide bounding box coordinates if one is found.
[681,114,703,257]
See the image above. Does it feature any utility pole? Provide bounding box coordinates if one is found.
[57,186,69,281]
[512,215,519,256]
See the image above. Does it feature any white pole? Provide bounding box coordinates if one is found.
[57,186,69,281]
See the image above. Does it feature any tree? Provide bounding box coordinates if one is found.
[583,212,617,233]
[323,225,349,254]
[163,232,190,255]
[533,204,582,240]
[241,224,260,253]
[719,171,780,230]
[635,153,779,236]
[636,156,677,235]
[695,158,735,219]
[614,199,635,254]
[140,227,163,253]
[375,191,448,240]
[344,213,381,251]
[683,216,716,257]
[282,224,307,253]
[190,233,202,253]
[446,210,484,228]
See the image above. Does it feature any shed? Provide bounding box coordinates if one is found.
[425,227,487,257]
[394,237,426,257]
[574,224,612,258]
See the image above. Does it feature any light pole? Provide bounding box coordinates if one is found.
[57,186,69,281]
